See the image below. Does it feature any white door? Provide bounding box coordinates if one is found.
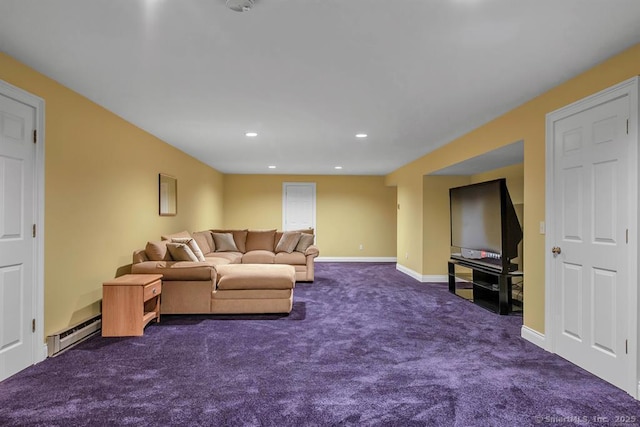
[549,92,631,391]
[283,183,316,232]
[0,92,36,381]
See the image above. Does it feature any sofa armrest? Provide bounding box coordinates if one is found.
[131,260,216,282]
[132,249,149,264]
[304,245,319,258]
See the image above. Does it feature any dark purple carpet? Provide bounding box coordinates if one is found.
[1,263,639,426]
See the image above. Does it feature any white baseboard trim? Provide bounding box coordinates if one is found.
[395,263,447,283]
[315,257,397,263]
[521,325,545,348]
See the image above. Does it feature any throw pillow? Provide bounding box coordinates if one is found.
[210,229,248,253]
[166,242,199,262]
[275,231,302,253]
[172,237,205,261]
[213,232,240,252]
[145,241,172,261]
[295,233,315,253]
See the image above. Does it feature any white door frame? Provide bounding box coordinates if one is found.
[544,76,639,397]
[0,80,46,364]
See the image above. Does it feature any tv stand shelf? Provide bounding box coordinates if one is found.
[448,259,522,315]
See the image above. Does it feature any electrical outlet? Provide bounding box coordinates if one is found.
[405,252,409,259]
[539,221,545,234]
[359,244,363,250]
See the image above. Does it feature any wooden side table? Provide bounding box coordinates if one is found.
[102,274,163,337]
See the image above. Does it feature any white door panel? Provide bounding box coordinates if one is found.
[283,183,316,232]
[551,93,630,391]
[0,92,35,381]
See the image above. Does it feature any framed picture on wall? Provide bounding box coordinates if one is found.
[159,173,177,216]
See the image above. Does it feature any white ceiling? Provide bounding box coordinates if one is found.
[2,1,640,175]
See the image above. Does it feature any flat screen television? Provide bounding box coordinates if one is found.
[449,178,522,272]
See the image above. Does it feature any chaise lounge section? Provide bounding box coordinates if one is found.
[130,229,318,314]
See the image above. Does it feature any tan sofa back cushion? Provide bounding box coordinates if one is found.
[160,230,191,241]
[192,230,215,254]
[245,229,276,252]
[145,241,172,261]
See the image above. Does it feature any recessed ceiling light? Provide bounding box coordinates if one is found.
[268,165,276,169]
[355,133,367,138]
[245,132,258,137]
[334,166,343,170]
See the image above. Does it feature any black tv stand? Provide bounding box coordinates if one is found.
[447,258,523,315]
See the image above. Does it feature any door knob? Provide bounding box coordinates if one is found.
[551,246,562,255]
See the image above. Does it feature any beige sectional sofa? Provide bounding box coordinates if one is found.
[130,229,319,314]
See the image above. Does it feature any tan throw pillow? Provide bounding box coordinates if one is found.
[245,229,277,252]
[213,232,239,252]
[172,237,205,261]
[276,232,302,253]
[166,242,199,261]
[211,229,248,253]
[295,234,315,253]
[145,241,171,261]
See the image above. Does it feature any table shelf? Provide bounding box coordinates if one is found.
[448,259,522,315]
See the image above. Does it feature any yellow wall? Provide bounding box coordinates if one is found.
[386,43,640,334]
[420,164,523,278]
[0,53,224,337]
[471,163,524,204]
[224,175,397,257]
[422,175,470,276]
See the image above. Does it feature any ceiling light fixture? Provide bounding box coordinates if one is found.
[268,165,276,169]
[355,133,368,138]
[226,0,254,12]
[334,166,343,170]
[245,132,258,137]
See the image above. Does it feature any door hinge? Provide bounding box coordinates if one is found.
[626,229,628,244]
[626,339,628,354]
[32,224,36,238]
[627,119,630,135]
[32,319,36,333]
[33,129,37,144]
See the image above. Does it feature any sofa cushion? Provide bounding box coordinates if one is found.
[167,242,199,262]
[200,255,232,267]
[275,251,307,265]
[211,229,248,253]
[145,241,172,261]
[245,229,276,252]
[206,251,243,264]
[172,237,206,261]
[242,250,276,264]
[213,232,240,252]
[295,234,315,252]
[192,230,215,254]
[161,230,191,241]
[275,231,302,253]
[215,264,295,290]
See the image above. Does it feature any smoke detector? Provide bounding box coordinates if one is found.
[226,0,254,12]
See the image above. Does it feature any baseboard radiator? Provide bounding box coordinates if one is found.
[46,315,102,357]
